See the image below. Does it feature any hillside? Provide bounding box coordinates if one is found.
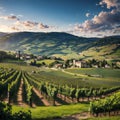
[0,32,7,37]
[79,36,120,60]
[0,32,120,60]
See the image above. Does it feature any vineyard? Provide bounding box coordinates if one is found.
[0,63,120,120]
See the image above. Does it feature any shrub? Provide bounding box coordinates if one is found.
[0,101,31,120]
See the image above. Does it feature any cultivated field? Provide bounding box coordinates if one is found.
[0,63,120,120]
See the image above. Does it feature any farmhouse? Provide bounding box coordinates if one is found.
[73,60,82,68]
[73,60,90,68]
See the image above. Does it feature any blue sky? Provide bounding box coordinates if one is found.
[0,0,120,37]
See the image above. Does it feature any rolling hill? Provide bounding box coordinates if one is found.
[0,32,7,37]
[0,32,120,60]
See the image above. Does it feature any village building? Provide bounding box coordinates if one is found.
[73,60,90,68]
[73,60,82,68]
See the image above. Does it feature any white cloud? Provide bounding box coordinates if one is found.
[15,20,50,30]
[38,23,49,29]
[99,0,120,10]
[21,21,38,28]
[0,15,19,20]
[74,10,120,32]
[0,25,16,32]
[10,26,19,31]
[86,13,90,17]
[73,0,120,37]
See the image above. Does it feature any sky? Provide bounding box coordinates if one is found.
[0,0,120,37]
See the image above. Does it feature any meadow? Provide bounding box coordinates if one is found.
[12,103,89,120]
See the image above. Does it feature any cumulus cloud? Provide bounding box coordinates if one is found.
[15,20,50,30]
[39,23,49,29]
[0,15,19,20]
[0,9,52,32]
[75,10,120,32]
[15,20,38,30]
[99,0,120,9]
[0,25,18,32]
[10,26,19,31]
[86,13,90,17]
[74,0,120,36]
[21,21,38,27]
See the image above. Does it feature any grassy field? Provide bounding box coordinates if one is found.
[79,44,120,61]
[12,104,120,120]
[26,59,56,65]
[64,68,120,87]
[65,68,120,79]
[37,59,55,65]
[31,68,120,88]
[12,103,89,120]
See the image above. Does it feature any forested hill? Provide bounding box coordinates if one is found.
[0,32,120,60]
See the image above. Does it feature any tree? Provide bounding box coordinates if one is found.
[65,60,70,68]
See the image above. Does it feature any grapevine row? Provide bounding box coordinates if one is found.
[26,72,120,102]
[0,70,19,100]
[22,72,33,106]
[8,71,22,103]
[24,72,58,105]
[89,91,120,116]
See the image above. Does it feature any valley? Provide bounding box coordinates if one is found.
[0,32,120,120]
[0,62,120,120]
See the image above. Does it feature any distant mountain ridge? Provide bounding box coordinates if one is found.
[0,32,120,60]
[0,32,7,37]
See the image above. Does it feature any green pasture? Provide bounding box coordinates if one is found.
[37,59,55,65]
[65,68,120,80]
[12,103,120,120]
[26,59,56,65]
[12,103,89,120]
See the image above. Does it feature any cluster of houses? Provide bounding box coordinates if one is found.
[54,60,85,69]
[15,51,32,60]
[73,60,111,68]
[15,51,117,69]
[54,59,111,69]
[15,51,55,61]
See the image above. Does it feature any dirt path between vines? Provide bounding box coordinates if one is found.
[33,88,51,106]
[57,94,73,103]
[33,88,61,106]
[54,112,90,120]
[17,79,28,106]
